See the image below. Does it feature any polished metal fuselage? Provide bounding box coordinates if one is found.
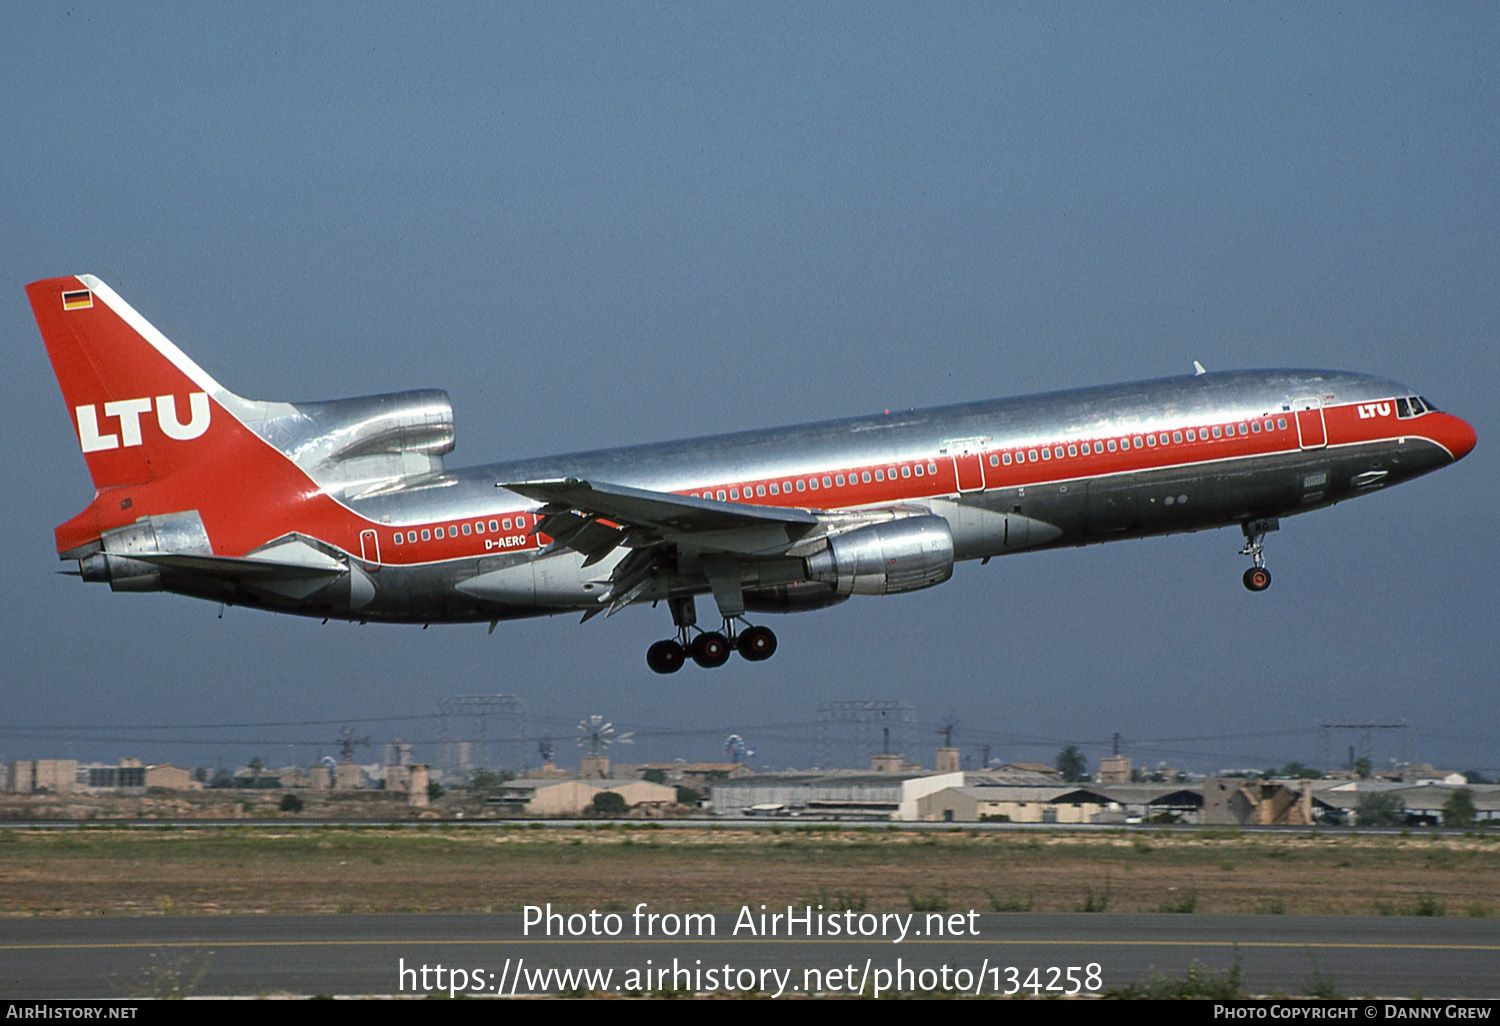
[281,368,1449,624]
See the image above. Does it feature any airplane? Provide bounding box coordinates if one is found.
[28,274,1476,674]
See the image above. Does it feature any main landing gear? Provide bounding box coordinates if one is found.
[1239,518,1278,592]
[645,596,778,674]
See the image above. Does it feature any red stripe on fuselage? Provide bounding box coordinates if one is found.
[73,396,1450,570]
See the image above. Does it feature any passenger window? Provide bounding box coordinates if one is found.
[1146,435,1156,447]
[489,520,499,532]
[517,516,527,529]
[989,455,999,466]
[902,466,911,477]
[809,478,819,490]
[1002,453,1012,465]
[1133,437,1143,448]
[782,481,792,492]
[1251,421,1261,433]
[475,521,485,534]
[927,462,937,475]
[393,533,403,544]
[1212,426,1222,438]
[914,465,924,477]
[1041,449,1051,461]
[874,470,884,481]
[1172,432,1182,444]
[822,476,832,488]
[835,475,845,486]
[1159,433,1169,445]
[769,483,779,495]
[862,471,871,483]
[447,526,457,538]
[1028,450,1038,462]
[421,529,431,541]
[1277,418,1287,430]
[716,489,726,500]
[1067,445,1077,457]
[1107,440,1117,452]
[1238,423,1248,435]
[756,485,765,497]
[796,480,806,492]
[462,523,471,536]
[1186,429,1195,442]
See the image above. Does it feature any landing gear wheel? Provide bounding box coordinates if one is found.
[690,631,732,668]
[736,625,778,662]
[1243,566,1271,592]
[646,639,686,674]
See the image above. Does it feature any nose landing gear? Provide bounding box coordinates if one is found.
[1242,566,1271,592]
[1239,518,1278,592]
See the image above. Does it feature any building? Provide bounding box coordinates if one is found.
[710,771,962,821]
[144,765,198,791]
[8,760,80,794]
[920,786,1109,823]
[1097,755,1132,784]
[619,763,755,788]
[918,782,1206,824]
[1202,778,1314,826]
[489,778,677,817]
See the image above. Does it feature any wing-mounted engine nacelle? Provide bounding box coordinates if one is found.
[78,511,212,592]
[742,581,849,613]
[804,514,955,597]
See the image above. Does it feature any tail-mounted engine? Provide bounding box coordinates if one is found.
[77,511,212,592]
[257,389,456,498]
[804,514,954,596]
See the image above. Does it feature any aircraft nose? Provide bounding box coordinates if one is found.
[1439,413,1477,461]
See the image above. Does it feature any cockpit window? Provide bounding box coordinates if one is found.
[1397,395,1437,419]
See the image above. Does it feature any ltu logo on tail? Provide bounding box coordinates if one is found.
[75,393,211,452]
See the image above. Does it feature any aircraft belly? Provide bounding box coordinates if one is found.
[456,551,596,609]
[927,498,1061,560]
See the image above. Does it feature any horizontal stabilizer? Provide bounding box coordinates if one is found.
[130,552,347,580]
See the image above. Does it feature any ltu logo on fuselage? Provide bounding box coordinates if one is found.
[1356,402,1392,420]
[75,393,211,453]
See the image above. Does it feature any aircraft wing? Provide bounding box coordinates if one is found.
[504,478,819,539]
[502,478,824,617]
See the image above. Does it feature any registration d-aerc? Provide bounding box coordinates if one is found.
[28,275,1476,673]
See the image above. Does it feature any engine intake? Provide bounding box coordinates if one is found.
[805,515,954,596]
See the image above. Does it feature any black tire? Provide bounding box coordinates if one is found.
[1242,566,1271,592]
[736,625,778,662]
[646,639,686,674]
[690,631,732,668]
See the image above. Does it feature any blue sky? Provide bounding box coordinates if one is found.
[2,4,1495,776]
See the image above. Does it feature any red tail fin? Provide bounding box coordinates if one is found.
[27,275,324,557]
[27,275,227,493]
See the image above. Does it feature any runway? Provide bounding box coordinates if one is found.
[3,913,1497,998]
